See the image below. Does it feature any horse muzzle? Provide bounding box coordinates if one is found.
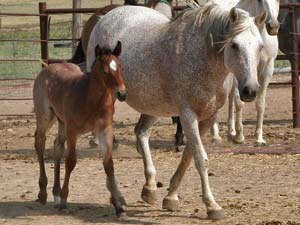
[239,84,259,102]
[117,89,128,102]
[266,21,280,36]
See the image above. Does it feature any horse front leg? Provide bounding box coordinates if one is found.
[180,109,223,220]
[135,114,158,204]
[255,59,274,145]
[162,148,193,210]
[98,127,125,216]
[59,130,77,209]
[53,121,66,208]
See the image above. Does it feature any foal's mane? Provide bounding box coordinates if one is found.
[170,3,252,52]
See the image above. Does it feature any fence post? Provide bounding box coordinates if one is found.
[0,5,2,29]
[72,0,82,55]
[289,7,300,127]
[39,2,49,66]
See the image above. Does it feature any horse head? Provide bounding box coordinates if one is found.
[94,41,128,102]
[224,8,266,102]
[256,0,280,35]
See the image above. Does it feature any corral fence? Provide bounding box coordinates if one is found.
[0,2,300,128]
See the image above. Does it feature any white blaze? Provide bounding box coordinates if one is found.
[109,60,117,71]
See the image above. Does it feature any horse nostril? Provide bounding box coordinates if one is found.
[243,86,250,97]
[241,86,257,102]
[117,90,128,102]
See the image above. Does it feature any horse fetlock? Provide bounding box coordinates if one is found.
[37,191,47,205]
[162,196,180,211]
[141,186,157,205]
[53,195,61,207]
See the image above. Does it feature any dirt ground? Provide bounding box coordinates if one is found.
[0,74,300,225]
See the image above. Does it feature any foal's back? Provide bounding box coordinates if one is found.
[33,63,85,120]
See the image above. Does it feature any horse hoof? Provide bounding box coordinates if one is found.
[58,203,67,210]
[141,187,157,205]
[37,192,47,205]
[255,141,266,147]
[212,137,222,144]
[162,197,180,211]
[115,207,125,217]
[89,139,98,148]
[176,145,185,152]
[207,209,225,220]
[233,137,244,144]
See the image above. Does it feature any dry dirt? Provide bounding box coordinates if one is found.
[0,74,300,225]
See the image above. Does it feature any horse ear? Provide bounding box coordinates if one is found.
[113,41,122,57]
[255,10,267,27]
[229,7,239,23]
[95,45,103,58]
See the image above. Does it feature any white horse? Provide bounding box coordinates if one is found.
[209,0,280,145]
[87,4,265,220]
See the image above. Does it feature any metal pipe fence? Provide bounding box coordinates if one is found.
[0,2,300,123]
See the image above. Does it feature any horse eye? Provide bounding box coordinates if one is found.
[231,43,239,50]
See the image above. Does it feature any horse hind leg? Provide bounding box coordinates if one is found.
[59,129,77,209]
[172,117,185,151]
[53,120,66,208]
[34,108,56,205]
[98,128,126,217]
[135,114,158,205]
[163,147,193,211]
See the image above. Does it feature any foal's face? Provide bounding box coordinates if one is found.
[256,0,280,35]
[95,41,127,102]
[101,55,127,102]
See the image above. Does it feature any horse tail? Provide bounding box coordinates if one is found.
[70,39,86,64]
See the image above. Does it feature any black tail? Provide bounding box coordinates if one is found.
[70,39,86,64]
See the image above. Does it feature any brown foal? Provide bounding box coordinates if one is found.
[33,41,127,216]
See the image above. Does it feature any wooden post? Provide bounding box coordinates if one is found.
[72,0,82,55]
[39,2,49,66]
[0,5,2,29]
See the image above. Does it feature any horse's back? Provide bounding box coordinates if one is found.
[87,6,169,71]
[34,63,84,116]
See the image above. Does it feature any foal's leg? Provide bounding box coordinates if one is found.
[177,109,223,219]
[53,121,66,208]
[34,110,56,205]
[98,127,125,216]
[59,130,77,209]
[135,114,158,204]
[255,59,274,145]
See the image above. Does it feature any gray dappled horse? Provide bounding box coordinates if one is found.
[86,4,265,220]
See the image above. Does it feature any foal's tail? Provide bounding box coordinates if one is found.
[70,39,86,64]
